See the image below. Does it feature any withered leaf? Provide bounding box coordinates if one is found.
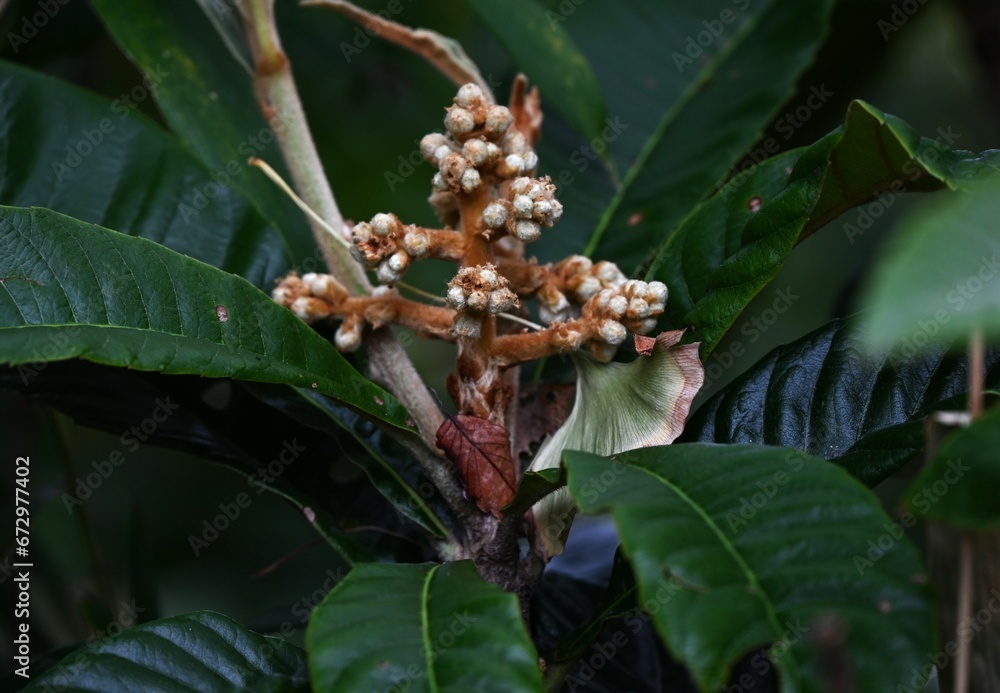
[436,415,516,517]
[633,334,656,356]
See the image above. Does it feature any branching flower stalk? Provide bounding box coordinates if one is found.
[269,80,672,597]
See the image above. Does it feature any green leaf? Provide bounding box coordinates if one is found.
[862,180,1000,348]
[24,611,308,692]
[528,332,703,557]
[681,317,1000,486]
[0,59,288,288]
[467,0,606,149]
[582,0,836,271]
[565,445,934,693]
[307,561,542,692]
[243,382,452,538]
[0,206,411,430]
[89,0,316,266]
[905,405,1000,530]
[501,468,564,521]
[653,101,1000,356]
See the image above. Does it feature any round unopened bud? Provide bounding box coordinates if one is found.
[513,219,541,242]
[484,105,513,136]
[512,195,534,218]
[402,230,429,257]
[488,290,515,314]
[609,295,629,318]
[460,168,481,193]
[371,213,400,237]
[483,202,508,229]
[533,199,552,218]
[335,318,363,352]
[387,250,409,273]
[575,276,602,301]
[599,320,627,345]
[376,261,402,285]
[589,341,618,363]
[352,221,373,243]
[634,318,658,335]
[647,281,668,309]
[444,107,475,135]
[291,296,330,321]
[432,172,448,191]
[446,284,466,308]
[503,131,528,156]
[462,139,490,166]
[455,83,484,109]
[510,177,531,195]
[453,313,482,339]
[420,133,450,160]
[479,267,498,289]
[302,272,317,285]
[433,145,453,163]
[308,274,344,303]
[523,150,539,171]
[628,298,651,319]
[466,290,489,312]
[505,154,525,175]
[595,261,624,285]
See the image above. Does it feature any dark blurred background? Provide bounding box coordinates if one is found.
[0,0,997,684]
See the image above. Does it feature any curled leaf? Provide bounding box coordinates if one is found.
[528,331,703,557]
[437,415,516,517]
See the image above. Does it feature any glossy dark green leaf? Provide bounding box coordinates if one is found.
[243,382,452,538]
[89,0,317,266]
[501,468,564,521]
[565,445,934,693]
[0,59,288,288]
[681,317,1000,486]
[653,101,1000,356]
[23,611,308,692]
[905,405,1000,529]
[307,561,542,692]
[0,205,411,430]
[467,0,606,150]
[862,180,1000,348]
[582,0,836,272]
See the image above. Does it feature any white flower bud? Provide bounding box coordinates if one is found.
[589,341,618,363]
[484,105,513,136]
[634,318,658,335]
[455,83,484,109]
[609,295,629,318]
[462,139,490,166]
[485,142,501,160]
[387,250,409,273]
[433,144,452,163]
[596,261,624,285]
[460,168,481,193]
[513,219,541,242]
[488,291,515,314]
[371,213,399,237]
[549,199,564,222]
[302,272,317,285]
[466,290,489,312]
[628,298,651,319]
[335,320,363,352]
[445,107,475,135]
[510,177,531,195]
[376,261,402,284]
[402,230,429,257]
[523,150,539,170]
[503,131,528,155]
[512,195,534,217]
[291,297,329,321]
[576,276,602,301]
[505,154,525,175]
[352,221,373,242]
[533,199,552,218]
[432,172,448,191]
[420,133,450,160]
[446,284,466,308]
[479,268,498,289]
[482,202,508,229]
[453,313,482,339]
[599,320,627,345]
[272,286,290,304]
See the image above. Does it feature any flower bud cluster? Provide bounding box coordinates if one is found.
[535,255,628,324]
[482,176,563,243]
[272,272,364,352]
[422,83,539,196]
[577,279,668,361]
[445,263,519,339]
[350,213,432,285]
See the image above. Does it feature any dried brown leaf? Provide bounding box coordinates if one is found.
[436,415,516,517]
[514,383,575,466]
